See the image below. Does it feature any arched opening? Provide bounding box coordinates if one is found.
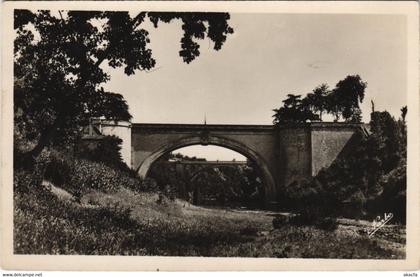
[137,135,276,208]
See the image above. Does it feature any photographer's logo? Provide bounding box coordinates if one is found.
[368,213,393,238]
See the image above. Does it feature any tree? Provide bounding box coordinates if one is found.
[273,94,319,125]
[14,10,234,161]
[370,111,403,172]
[398,106,407,157]
[331,75,367,122]
[400,106,407,123]
[273,75,367,124]
[324,90,340,122]
[311,84,329,121]
[301,84,329,121]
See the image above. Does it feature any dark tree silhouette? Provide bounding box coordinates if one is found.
[322,75,367,122]
[273,94,319,125]
[273,76,366,125]
[14,10,234,161]
[332,75,367,122]
[400,106,407,123]
[310,84,329,121]
[324,91,341,122]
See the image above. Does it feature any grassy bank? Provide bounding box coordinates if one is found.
[14,180,405,258]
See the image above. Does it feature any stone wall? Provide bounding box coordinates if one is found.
[277,127,312,187]
[310,123,362,176]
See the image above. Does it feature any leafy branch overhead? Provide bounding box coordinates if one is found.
[14,10,234,157]
[15,10,234,76]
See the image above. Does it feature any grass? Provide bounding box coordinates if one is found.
[14,180,405,258]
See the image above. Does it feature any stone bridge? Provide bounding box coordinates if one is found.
[93,121,367,207]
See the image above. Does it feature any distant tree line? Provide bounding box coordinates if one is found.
[148,154,265,208]
[273,75,367,125]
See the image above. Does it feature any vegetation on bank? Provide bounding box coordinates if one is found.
[14,178,405,258]
[283,109,406,225]
[271,75,407,227]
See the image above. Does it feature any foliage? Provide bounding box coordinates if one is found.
[370,111,406,172]
[14,181,256,256]
[283,108,407,222]
[14,176,404,258]
[283,178,340,229]
[43,151,146,196]
[273,75,367,125]
[303,84,329,121]
[367,160,406,223]
[14,10,234,160]
[272,94,319,125]
[148,155,264,208]
[400,106,407,122]
[76,135,132,173]
[14,184,143,255]
[328,75,367,122]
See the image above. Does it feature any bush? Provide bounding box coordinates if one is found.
[341,190,367,219]
[284,178,340,229]
[14,169,33,194]
[44,153,72,186]
[14,185,144,255]
[44,151,146,196]
[239,225,258,236]
[367,161,406,223]
[272,215,289,229]
[316,217,338,231]
[76,135,132,174]
[142,177,159,192]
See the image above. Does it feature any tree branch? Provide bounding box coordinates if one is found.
[94,12,147,68]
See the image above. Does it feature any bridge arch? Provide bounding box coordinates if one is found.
[136,135,277,203]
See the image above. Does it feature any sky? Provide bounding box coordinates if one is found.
[102,13,407,161]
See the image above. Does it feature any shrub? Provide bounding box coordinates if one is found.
[341,190,367,219]
[142,177,159,192]
[367,161,406,223]
[239,225,258,236]
[69,158,143,194]
[76,135,132,173]
[284,178,340,228]
[44,151,146,196]
[272,215,289,229]
[14,185,143,255]
[14,169,33,194]
[316,217,338,231]
[44,152,72,186]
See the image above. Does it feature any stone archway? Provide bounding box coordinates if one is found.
[136,135,277,205]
